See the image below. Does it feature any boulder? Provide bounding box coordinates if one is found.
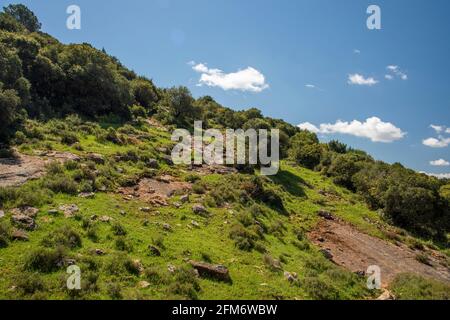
[0,210,4,219]
[317,210,334,220]
[99,216,113,223]
[86,153,105,164]
[180,195,189,203]
[11,229,29,241]
[11,207,39,218]
[78,192,95,199]
[59,204,79,218]
[284,271,298,283]
[11,214,36,231]
[192,204,208,216]
[140,207,151,213]
[162,223,172,231]
[191,220,200,228]
[320,249,333,260]
[147,159,159,169]
[148,245,161,256]
[94,249,105,256]
[138,281,150,289]
[189,260,231,282]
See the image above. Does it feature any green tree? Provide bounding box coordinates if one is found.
[0,83,21,141]
[3,4,41,32]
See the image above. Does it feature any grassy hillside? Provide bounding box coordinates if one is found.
[0,117,448,300]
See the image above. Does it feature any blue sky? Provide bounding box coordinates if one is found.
[3,0,450,176]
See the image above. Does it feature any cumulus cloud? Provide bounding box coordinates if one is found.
[190,62,269,93]
[385,74,394,80]
[422,137,450,148]
[298,122,320,133]
[298,117,406,143]
[386,65,408,80]
[348,74,378,86]
[422,172,450,179]
[430,159,450,166]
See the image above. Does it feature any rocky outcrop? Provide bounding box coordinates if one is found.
[189,260,231,282]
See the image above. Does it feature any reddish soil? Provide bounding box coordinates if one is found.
[118,176,191,206]
[309,218,450,286]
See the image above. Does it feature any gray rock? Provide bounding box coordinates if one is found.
[192,204,208,216]
[11,207,39,218]
[161,154,173,165]
[180,194,189,203]
[11,214,36,231]
[0,210,4,219]
[140,207,151,213]
[86,153,105,164]
[320,249,333,260]
[147,159,159,169]
[78,192,95,199]
[317,210,334,220]
[284,271,298,283]
[191,220,200,228]
[59,204,79,218]
[189,260,231,282]
[148,245,161,256]
[11,229,29,241]
[47,209,59,215]
[162,223,172,231]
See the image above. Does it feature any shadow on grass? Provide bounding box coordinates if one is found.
[269,169,307,197]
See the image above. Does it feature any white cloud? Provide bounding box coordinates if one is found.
[385,74,394,80]
[430,124,444,133]
[348,74,378,86]
[353,49,361,54]
[430,159,450,166]
[298,122,319,133]
[305,84,316,89]
[298,117,406,143]
[423,137,450,148]
[422,172,450,179]
[190,62,269,93]
[386,65,408,80]
[447,128,450,134]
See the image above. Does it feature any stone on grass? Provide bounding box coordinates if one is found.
[189,260,231,282]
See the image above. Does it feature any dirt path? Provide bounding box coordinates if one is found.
[0,151,80,188]
[308,219,450,286]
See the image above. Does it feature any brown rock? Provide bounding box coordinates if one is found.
[192,204,208,216]
[11,229,29,241]
[189,260,231,282]
[86,153,105,164]
[318,209,334,220]
[11,214,36,230]
[59,204,79,218]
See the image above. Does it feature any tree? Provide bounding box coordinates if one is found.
[0,83,21,141]
[131,77,159,112]
[0,12,26,32]
[3,4,41,32]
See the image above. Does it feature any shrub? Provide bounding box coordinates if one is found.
[192,182,206,195]
[61,131,79,145]
[303,277,340,300]
[111,223,127,236]
[184,174,200,183]
[15,273,45,295]
[104,253,139,276]
[263,254,282,272]
[115,237,133,252]
[41,226,82,249]
[167,266,201,300]
[0,222,10,248]
[229,224,258,251]
[43,174,78,195]
[24,246,67,273]
[144,266,170,285]
[390,273,450,300]
[107,283,122,300]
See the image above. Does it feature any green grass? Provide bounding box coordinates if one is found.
[0,118,445,300]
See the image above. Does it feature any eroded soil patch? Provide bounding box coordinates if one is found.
[309,219,450,286]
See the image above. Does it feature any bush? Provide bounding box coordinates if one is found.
[167,267,201,300]
[390,273,450,300]
[61,131,79,145]
[111,223,127,236]
[41,226,82,249]
[15,273,45,295]
[0,222,10,248]
[42,174,78,195]
[107,283,122,300]
[144,266,170,285]
[115,237,133,252]
[229,224,258,251]
[24,246,67,273]
[303,277,339,300]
